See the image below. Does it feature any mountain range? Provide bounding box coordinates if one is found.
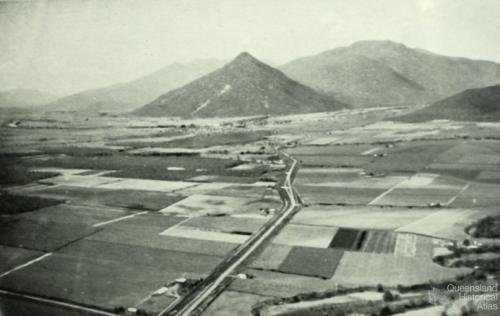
[281,41,500,107]
[133,52,347,117]
[9,40,500,120]
[43,59,224,113]
[397,84,500,122]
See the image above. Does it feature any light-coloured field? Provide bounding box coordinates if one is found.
[181,216,266,234]
[31,167,92,176]
[249,244,293,270]
[40,174,122,188]
[229,269,341,298]
[202,290,269,316]
[271,224,337,248]
[302,175,406,189]
[159,194,271,216]
[396,208,500,240]
[174,182,234,195]
[97,178,196,192]
[331,251,470,286]
[292,206,437,230]
[160,225,249,244]
[261,291,384,316]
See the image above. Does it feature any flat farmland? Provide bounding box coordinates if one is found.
[396,208,500,240]
[272,224,338,248]
[331,251,470,286]
[15,204,133,226]
[204,184,274,198]
[296,185,386,205]
[366,140,458,173]
[371,187,460,207]
[118,130,271,149]
[0,217,97,251]
[328,228,362,250]
[0,294,99,316]
[187,174,261,184]
[300,175,406,189]
[23,153,245,182]
[249,244,293,270]
[295,155,373,167]
[0,245,43,274]
[160,225,250,244]
[95,178,195,193]
[229,269,340,298]
[159,194,273,216]
[360,231,397,254]
[296,167,362,184]
[394,234,435,259]
[181,216,266,234]
[450,182,500,207]
[291,206,438,230]
[0,192,61,215]
[288,144,383,156]
[0,156,59,186]
[202,290,270,316]
[25,185,185,211]
[88,214,238,257]
[278,246,344,279]
[0,240,221,311]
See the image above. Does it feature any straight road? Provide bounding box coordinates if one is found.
[163,152,301,316]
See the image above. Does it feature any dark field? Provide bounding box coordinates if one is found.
[15,204,132,227]
[328,228,362,250]
[182,216,266,234]
[87,213,238,257]
[115,130,271,148]
[296,186,386,205]
[295,155,373,167]
[22,153,251,182]
[366,140,459,173]
[0,156,59,186]
[0,295,98,316]
[39,146,116,157]
[27,186,185,211]
[0,245,43,274]
[288,144,384,156]
[0,217,97,251]
[278,246,344,279]
[0,239,222,311]
[0,192,62,215]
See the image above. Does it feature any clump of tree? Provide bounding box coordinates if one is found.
[468,216,500,238]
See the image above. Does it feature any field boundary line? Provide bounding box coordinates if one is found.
[0,289,118,316]
[445,183,470,206]
[93,211,148,227]
[0,253,52,278]
[361,147,380,155]
[368,177,407,205]
[158,216,192,234]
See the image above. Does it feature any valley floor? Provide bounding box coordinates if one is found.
[0,107,499,316]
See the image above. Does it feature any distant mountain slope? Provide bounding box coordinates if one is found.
[0,89,58,108]
[281,40,500,107]
[44,59,223,113]
[133,52,347,118]
[396,84,500,122]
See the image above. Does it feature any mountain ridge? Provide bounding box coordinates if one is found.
[281,40,500,107]
[43,59,224,113]
[396,84,500,122]
[133,52,348,117]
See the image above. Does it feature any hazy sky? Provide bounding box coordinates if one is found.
[1,0,500,95]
